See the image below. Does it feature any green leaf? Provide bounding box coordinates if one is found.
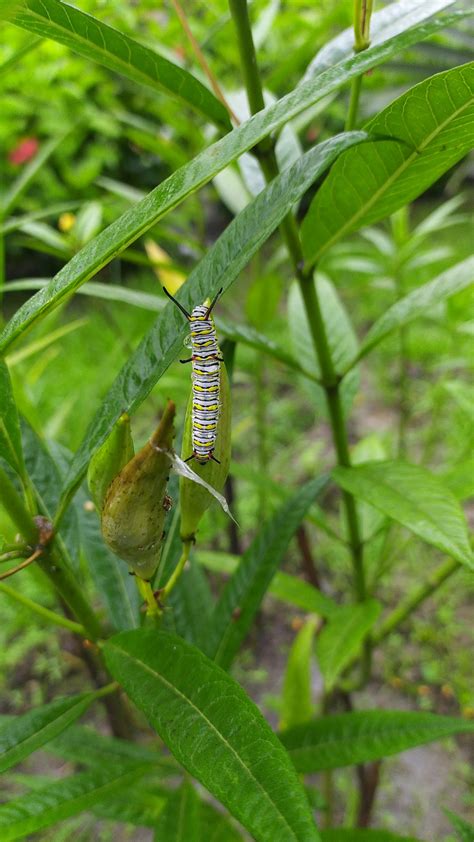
[280,616,318,731]
[103,629,320,842]
[280,709,474,773]
[57,134,365,516]
[153,780,200,842]
[302,63,474,264]
[48,723,175,773]
[333,461,473,568]
[0,359,24,475]
[444,809,474,842]
[0,692,97,774]
[0,8,458,353]
[1,0,231,130]
[197,550,338,619]
[0,764,150,840]
[78,498,140,632]
[207,476,328,670]
[320,831,423,842]
[315,600,381,691]
[349,256,474,367]
[303,0,456,78]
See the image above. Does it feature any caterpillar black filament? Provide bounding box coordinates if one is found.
[163,286,223,465]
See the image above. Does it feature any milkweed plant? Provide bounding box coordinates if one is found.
[0,0,473,840]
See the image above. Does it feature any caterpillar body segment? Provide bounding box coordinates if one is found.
[163,287,223,464]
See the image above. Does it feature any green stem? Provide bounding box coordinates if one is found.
[0,581,86,635]
[136,576,162,620]
[162,541,192,599]
[228,0,370,684]
[345,74,363,131]
[0,464,37,543]
[345,0,374,131]
[372,557,460,645]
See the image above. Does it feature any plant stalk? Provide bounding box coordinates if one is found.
[0,581,86,635]
[345,0,374,131]
[228,0,370,683]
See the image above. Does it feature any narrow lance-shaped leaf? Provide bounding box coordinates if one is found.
[315,600,381,691]
[333,461,473,568]
[103,629,320,842]
[280,616,318,731]
[302,63,474,265]
[0,9,460,353]
[0,0,231,130]
[57,134,365,517]
[207,476,328,670]
[347,256,474,368]
[153,780,200,842]
[0,691,99,774]
[280,710,474,772]
[0,764,151,841]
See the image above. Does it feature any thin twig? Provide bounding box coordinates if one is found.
[0,547,42,581]
[171,0,240,125]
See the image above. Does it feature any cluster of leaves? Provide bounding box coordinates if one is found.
[0,0,473,839]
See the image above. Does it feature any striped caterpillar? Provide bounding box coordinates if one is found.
[164,287,223,465]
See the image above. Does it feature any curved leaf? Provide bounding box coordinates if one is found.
[280,709,474,772]
[315,600,381,691]
[0,692,97,774]
[333,461,473,568]
[350,256,474,367]
[445,809,474,842]
[302,63,474,264]
[0,9,458,353]
[280,616,318,731]
[207,476,328,670]
[153,780,200,842]
[103,629,320,842]
[57,134,365,516]
[0,764,150,840]
[201,803,244,842]
[1,0,231,130]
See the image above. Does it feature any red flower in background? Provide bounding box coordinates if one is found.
[9,137,39,165]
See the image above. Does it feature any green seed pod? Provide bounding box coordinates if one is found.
[101,401,175,580]
[87,413,134,511]
[180,364,231,542]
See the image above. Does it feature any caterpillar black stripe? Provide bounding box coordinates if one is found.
[163,286,223,465]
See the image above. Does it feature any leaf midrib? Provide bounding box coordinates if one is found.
[313,83,474,261]
[108,642,308,842]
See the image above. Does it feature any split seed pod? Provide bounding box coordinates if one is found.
[180,365,231,542]
[87,413,134,511]
[101,401,176,580]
